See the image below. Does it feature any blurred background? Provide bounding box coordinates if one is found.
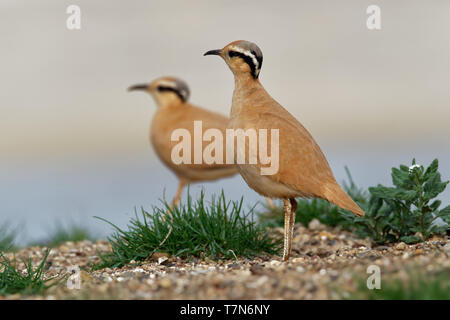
[1,0,449,244]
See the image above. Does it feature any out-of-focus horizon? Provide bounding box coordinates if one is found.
[1,0,450,242]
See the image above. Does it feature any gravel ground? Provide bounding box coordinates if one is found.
[2,220,449,300]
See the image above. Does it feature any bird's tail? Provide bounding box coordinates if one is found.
[322,182,365,217]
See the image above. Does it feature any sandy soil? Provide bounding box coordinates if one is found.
[2,220,449,300]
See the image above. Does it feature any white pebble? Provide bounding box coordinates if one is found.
[270,260,281,266]
[158,257,168,265]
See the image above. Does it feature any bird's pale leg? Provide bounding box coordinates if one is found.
[265,197,275,210]
[282,198,292,261]
[171,180,186,209]
[288,198,297,255]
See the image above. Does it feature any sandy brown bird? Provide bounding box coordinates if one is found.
[128,76,238,207]
[204,41,365,261]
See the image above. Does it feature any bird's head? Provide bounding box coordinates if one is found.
[204,40,263,80]
[128,77,190,107]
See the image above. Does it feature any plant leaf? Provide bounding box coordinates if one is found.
[424,159,439,180]
[401,235,420,244]
[424,173,448,200]
[392,167,412,188]
[436,205,450,223]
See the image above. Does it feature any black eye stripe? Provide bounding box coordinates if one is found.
[228,50,260,79]
[157,85,187,102]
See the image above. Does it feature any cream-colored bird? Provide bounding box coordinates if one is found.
[128,77,238,207]
[204,41,365,261]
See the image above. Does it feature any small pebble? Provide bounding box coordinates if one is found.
[296,266,305,273]
[270,260,281,266]
[159,278,172,288]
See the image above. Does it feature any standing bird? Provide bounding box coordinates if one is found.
[204,41,365,261]
[128,77,238,208]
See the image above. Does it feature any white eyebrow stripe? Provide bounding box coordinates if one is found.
[158,80,178,88]
[230,46,260,76]
[157,80,190,101]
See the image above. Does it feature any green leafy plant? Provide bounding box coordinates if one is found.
[0,250,58,296]
[260,160,449,245]
[349,159,450,244]
[94,191,281,270]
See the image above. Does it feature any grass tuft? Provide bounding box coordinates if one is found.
[32,222,95,248]
[0,222,19,252]
[0,250,58,296]
[260,198,350,229]
[93,191,281,270]
[349,269,450,300]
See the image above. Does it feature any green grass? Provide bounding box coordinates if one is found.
[93,191,281,270]
[260,198,351,229]
[32,222,95,247]
[0,222,19,252]
[350,269,450,300]
[0,250,58,296]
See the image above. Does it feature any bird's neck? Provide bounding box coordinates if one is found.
[231,74,264,119]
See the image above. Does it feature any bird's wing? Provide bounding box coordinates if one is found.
[238,98,337,199]
[237,99,364,216]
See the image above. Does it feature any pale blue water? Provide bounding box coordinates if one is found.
[2,142,449,245]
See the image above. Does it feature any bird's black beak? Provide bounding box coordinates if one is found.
[203,49,222,56]
[128,84,148,92]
